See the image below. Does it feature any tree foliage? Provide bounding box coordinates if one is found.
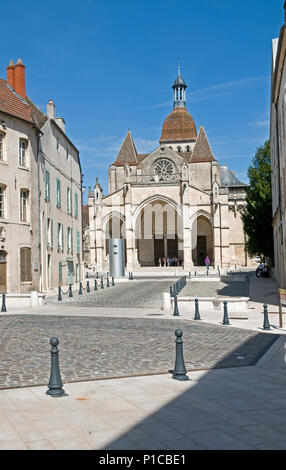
[241,140,274,263]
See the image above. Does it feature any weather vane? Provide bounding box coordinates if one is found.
[177,56,181,74]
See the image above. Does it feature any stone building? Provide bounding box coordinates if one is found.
[270,2,286,288]
[0,59,83,293]
[88,68,249,272]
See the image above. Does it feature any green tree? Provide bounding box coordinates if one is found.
[241,140,274,263]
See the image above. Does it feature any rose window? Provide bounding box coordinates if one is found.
[154,159,175,180]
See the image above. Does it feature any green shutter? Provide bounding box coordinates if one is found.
[51,219,53,248]
[56,179,61,208]
[57,223,60,249]
[76,231,81,254]
[71,227,73,254]
[61,223,64,251]
[70,190,73,216]
[75,193,78,218]
[59,261,62,283]
[67,227,69,252]
[46,217,49,248]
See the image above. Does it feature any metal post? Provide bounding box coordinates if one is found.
[58,287,62,302]
[222,301,230,325]
[87,281,90,293]
[96,272,99,279]
[173,294,179,317]
[194,298,201,320]
[68,284,73,298]
[101,278,104,289]
[1,293,7,312]
[107,277,110,288]
[112,276,115,286]
[46,337,66,397]
[94,280,98,291]
[171,330,189,381]
[78,282,83,295]
[263,304,271,330]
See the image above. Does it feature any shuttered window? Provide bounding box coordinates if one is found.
[56,179,61,208]
[76,231,81,254]
[44,170,50,202]
[20,247,32,282]
[59,261,63,284]
[75,193,79,218]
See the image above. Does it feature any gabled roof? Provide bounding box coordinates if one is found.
[190,126,216,163]
[0,79,33,123]
[0,79,48,131]
[112,131,138,166]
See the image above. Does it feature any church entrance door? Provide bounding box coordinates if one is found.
[197,236,206,266]
[154,237,164,266]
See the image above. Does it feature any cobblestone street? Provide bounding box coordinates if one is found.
[0,315,278,389]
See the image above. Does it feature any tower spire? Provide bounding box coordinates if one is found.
[172,61,187,109]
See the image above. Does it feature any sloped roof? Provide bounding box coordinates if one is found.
[112,131,138,166]
[0,79,48,130]
[220,166,248,188]
[190,126,216,163]
[0,79,33,123]
[160,107,197,143]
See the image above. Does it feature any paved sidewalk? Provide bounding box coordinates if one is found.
[0,334,286,450]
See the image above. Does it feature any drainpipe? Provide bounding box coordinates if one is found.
[37,132,43,292]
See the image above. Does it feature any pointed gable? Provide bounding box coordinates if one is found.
[191,126,216,163]
[113,131,138,166]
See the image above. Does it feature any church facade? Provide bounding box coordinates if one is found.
[88,69,250,272]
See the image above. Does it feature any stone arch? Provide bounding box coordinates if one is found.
[133,195,183,267]
[102,212,126,259]
[191,210,214,266]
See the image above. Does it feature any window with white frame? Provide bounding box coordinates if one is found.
[0,133,4,160]
[0,185,5,218]
[47,218,53,248]
[19,139,28,167]
[57,222,64,250]
[67,187,72,214]
[20,189,29,222]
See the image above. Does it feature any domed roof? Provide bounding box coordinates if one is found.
[160,107,197,143]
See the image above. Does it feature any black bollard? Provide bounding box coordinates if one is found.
[112,276,115,286]
[173,294,179,317]
[222,301,230,325]
[131,272,134,281]
[87,281,90,293]
[1,293,7,312]
[96,272,99,279]
[171,330,189,381]
[94,279,98,291]
[194,298,201,320]
[195,271,197,277]
[46,337,66,397]
[106,278,110,288]
[58,287,62,302]
[68,284,73,298]
[263,304,271,330]
[78,282,83,295]
[101,278,104,289]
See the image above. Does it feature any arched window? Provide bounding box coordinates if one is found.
[186,145,190,152]
[177,146,181,152]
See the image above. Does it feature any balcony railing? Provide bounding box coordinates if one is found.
[131,174,181,184]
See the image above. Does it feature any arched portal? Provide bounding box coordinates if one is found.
[104,214,126,262]
[192,215,214,266]
[135,199,183,267]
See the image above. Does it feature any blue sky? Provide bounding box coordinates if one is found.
[1,0,284,200]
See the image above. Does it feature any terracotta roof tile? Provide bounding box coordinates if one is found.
[0,79,33,123]
[160,107,197,143]
[112,131,138,166]
[191,126,216,163]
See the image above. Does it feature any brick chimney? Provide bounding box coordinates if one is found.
[6,58,26,99]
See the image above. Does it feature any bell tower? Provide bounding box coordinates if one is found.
[172,62,187,109]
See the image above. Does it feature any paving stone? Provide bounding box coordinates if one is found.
[0,315,278,389]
